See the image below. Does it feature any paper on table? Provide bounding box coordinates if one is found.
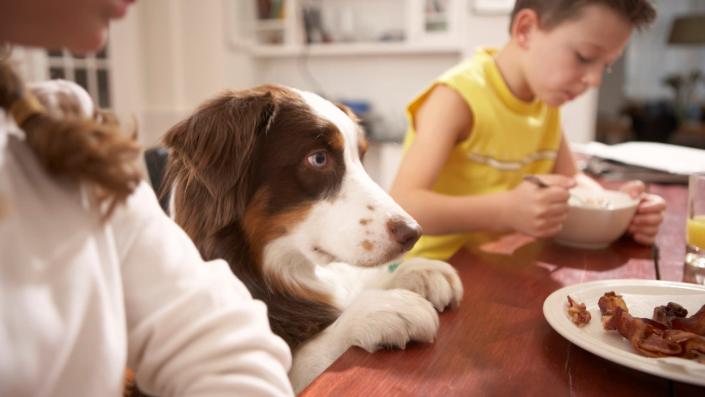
[573,141,705,175]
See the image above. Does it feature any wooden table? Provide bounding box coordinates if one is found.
[300,183,705,396]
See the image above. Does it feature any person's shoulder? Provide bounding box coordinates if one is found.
[416,84,473,142]
[425,84,467,110]
[440,48,495,82]
[435,51,495,105]
[109,182,166,231]
[438,59,478,86]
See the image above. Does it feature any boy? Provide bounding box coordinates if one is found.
[390,0,666,261]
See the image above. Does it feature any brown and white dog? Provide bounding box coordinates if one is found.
[162,85,463,392]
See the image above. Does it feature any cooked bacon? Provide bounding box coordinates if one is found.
[671,304,705,336]
[567,296,591,327]
[601,296,705,362]
[652,302,688,328]
[598,291,629,330]
[607,308,681,357]
[662,329,705,362]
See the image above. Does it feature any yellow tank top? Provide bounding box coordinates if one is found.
[403,48,562,260]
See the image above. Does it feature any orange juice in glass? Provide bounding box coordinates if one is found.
[685,173,705,284]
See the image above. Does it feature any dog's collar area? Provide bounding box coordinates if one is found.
[387,262,401,273]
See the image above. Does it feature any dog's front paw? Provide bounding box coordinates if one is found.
[386,257,463,311]
[337,289,439,352]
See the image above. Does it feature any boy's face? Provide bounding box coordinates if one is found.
[522,4,633,107]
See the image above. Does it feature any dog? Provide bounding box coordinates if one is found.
[162,84,464,392]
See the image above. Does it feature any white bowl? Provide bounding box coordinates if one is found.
[554,187,640,249]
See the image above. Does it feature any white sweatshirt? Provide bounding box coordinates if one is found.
[0,111,294,397]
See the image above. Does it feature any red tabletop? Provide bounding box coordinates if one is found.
[299,183,705,396]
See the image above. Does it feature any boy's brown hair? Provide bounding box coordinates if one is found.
[510,0,656,32]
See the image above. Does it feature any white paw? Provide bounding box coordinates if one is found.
[386,257,464,311]
[336,289,439,353]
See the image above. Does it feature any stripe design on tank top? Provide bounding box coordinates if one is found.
[467,150,557,171]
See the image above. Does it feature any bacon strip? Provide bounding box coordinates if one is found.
[598,291,629,330]
[652,302,687,328]
[567,296,591,327]
[598,293,705,363]
[671,305,705,336]
[607,308,682,357]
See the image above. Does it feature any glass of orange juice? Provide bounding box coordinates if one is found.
[685,173,705,284]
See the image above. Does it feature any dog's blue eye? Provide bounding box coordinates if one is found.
[306,151,328,168]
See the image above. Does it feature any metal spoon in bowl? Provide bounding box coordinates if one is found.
[522,175,588,206]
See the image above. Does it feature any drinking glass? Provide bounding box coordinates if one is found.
[684,173,705,284]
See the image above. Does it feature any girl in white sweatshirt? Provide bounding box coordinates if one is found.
[0,1,294,396]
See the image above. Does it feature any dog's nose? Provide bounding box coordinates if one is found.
[386,218,422,251]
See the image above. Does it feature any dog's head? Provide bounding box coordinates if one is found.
[164,85,420,272]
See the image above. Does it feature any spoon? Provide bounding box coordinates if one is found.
[523,175,587,205]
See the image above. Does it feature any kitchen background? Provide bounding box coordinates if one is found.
[9,0,705,190]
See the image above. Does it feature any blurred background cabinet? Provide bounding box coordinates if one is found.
[12,0,605,191]
[221,0,603,190]
[222,0,472,190]
[596,1,705,149]
[226,0,464,57]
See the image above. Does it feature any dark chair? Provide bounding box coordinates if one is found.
[143,147,170,214]
[622,101,678,143]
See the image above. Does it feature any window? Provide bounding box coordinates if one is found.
[46,46,112,108]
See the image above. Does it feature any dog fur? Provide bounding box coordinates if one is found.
[162,84,463,392]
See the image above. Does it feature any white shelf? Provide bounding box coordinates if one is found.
[424,13,448,24]
[251,41,462,57]
[228,0,464,58]
[254,19,287,31]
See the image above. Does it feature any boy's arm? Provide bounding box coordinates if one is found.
[391,85,570,237]
[391,84,498,235]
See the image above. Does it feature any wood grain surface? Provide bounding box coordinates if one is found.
[299,183,705,397]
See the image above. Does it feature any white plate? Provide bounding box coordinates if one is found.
[543,279,705,386]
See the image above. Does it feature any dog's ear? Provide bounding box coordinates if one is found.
[335,102,360,123]
[335,102,368,158]
[163,91,277,218]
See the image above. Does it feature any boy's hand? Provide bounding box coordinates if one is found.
[504,174,575,238]
[619,180,666,245]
